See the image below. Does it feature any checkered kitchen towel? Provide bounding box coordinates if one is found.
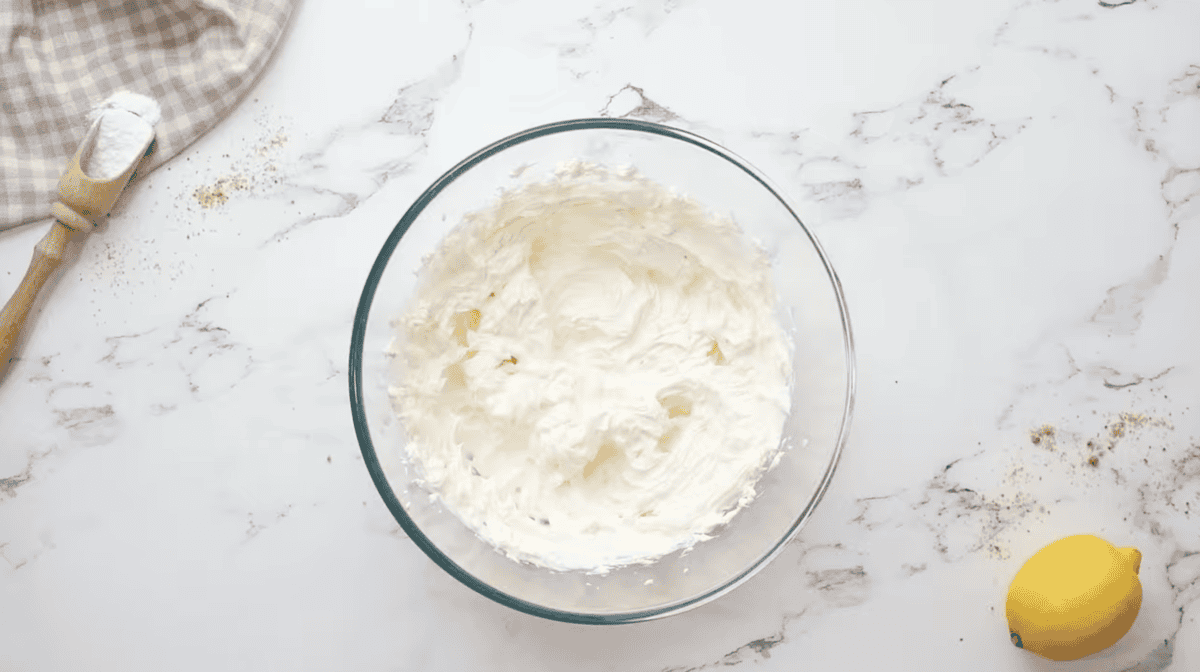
[0,0,297,230]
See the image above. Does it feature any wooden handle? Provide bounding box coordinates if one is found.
[0,222,74,380]
[0,112,152,382]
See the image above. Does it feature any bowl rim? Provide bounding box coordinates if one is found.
[348,117,856,624]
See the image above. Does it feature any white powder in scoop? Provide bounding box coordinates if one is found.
[389,164,793,573]
[83,92,160,180]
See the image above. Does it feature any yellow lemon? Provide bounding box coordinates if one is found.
[1006,534,1142,661]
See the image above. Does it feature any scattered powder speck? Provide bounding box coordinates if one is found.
[183,118,291,212]
[1029,424,1056,448]
[1107,412,1164,439]
[987,543,1013,561]
[81,238,190,288]
[193,173,251,209]
[920,410,1182,563]
[89,241,130,283]
[256,132,288,156]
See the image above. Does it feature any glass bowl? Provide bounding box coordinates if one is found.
[349,118,854,624]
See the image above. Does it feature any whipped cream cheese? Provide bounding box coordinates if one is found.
[389,163,792,573]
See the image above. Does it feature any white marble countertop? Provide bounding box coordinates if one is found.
[3,0,1199,669]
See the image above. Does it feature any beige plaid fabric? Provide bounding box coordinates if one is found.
[0,0,297,230]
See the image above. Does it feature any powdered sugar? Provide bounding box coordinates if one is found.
[82,92,160,180]
[90,91,161,127]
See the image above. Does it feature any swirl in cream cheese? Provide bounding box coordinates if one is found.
[390,164,792,573]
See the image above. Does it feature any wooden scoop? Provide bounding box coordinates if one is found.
[0,113,155,381]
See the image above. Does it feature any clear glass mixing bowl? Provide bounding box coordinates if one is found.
[349,118,854,624]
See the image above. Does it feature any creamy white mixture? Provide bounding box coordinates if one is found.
[389,164,792,573]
